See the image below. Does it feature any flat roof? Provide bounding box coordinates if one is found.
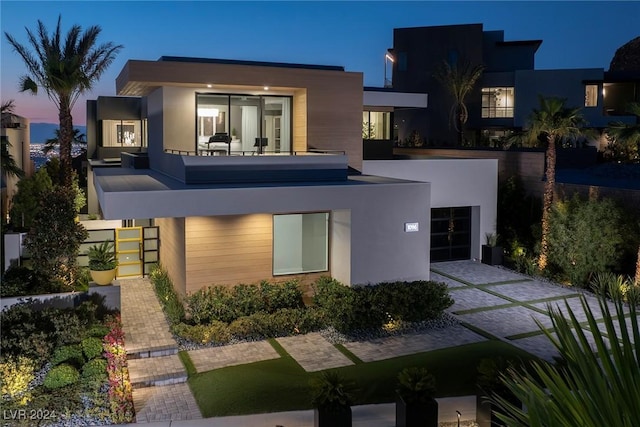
[158,56,345,72]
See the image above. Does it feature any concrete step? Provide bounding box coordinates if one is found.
[126,343,179,359]
[128,354,187,388]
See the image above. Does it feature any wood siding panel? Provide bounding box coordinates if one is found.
[156,217,186,295]
[184,214,331,293]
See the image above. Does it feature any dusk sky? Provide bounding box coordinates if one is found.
[1,1,638,125]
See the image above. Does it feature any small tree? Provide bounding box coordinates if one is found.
[9,168,53,230]
[24,186,88,290]
[548,195,624,286]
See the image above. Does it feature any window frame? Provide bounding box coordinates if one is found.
[272,211,330,276]
[481,87,515,118]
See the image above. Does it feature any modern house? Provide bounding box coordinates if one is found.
[85,56,498,293]
[388,23,638,146]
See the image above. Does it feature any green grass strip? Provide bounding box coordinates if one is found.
[267,338,290,358]
[178,350,197,377]
[454,302,521,315]
[429,268,475,286]
[457,321,501,341]
[188,340,535,417]
[334,343,363,365]
[506,330,547,340]
[476,278,533,286]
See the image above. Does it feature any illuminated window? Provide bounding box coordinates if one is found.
[101,119,146,147]
[362,111,391,139]
[585,85,598,107]
[482,87,515,118]
[273,213,329,275]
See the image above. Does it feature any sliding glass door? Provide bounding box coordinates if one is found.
[196,93,291,154]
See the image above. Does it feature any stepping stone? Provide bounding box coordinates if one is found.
[432,260,526,285]
[457,306,554,338]
[448,287,512,313]
[277,332,354,372]
[531,294,629,324]
[133,382,202,423]
[509,328,611,362]
[188,341,280,372]
[484,280,578,303]
[344,324,486,362]
[128,354,187,388]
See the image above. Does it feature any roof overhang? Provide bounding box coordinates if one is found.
[363,89,428,109]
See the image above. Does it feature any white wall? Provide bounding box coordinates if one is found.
[363,159,498,260]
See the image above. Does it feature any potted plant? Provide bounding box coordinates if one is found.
[87,240,118,285]
[482,233,503,266]
[396,367,438,427]
[476,358,520,427]
[231,127,237,139]
[310,371,354,427]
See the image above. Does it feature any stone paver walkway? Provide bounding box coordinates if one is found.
[128,354,187,387]
[344,324,487,362]
[432,261,525,284]
[187,341,280,373]
[120,278,178,357]
[132,383,202,423]
[276,332,354,371]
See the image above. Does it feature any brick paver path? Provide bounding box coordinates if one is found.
[128,354,187,387]
[132,383,202,423]
[187,341,280,373]
[344,324,486,362]
[276,332,354,372]
[120,278,178,356]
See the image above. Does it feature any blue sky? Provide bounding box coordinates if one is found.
[1,1,638,124]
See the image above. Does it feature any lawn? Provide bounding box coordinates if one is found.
[187,339,536,417]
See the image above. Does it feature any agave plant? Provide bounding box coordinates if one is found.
[87,240,117,271]
[396,367,436,404]
[309,371,355,412]
[491,291,639,426]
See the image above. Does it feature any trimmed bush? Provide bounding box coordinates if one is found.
[149,264,185,324]
[172,321,231,344]
[81,358,107,380]
[87,324,110,338]
[81,337,104,360]
[186,280,304,324]
[0,357,35,405]
[226,307,327,340]
[0,265,53,297]
[44,364,80,389]
[51,344,85,367]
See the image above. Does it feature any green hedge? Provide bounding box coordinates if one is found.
[172,321,231,345]
[44,364,80,389]
[313,277,453,333]
[149,264,185,324]
[50,344,85,367]
[186,280,304,324]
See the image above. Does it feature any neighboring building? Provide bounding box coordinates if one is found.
[1,112,32,222]
[86,56,498,293]
[389,23,638,146]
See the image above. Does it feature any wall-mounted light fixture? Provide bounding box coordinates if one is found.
[384,52,394,88]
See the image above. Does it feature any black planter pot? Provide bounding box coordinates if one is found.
[482,245,503,266]
[396,395,438,427]
[314,406,352,427]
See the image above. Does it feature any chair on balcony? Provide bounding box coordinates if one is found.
[254,137,268,155]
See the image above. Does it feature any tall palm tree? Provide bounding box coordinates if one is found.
[522,96,586,271]
[434,59,485,145]
[43,127,86,154]
[4,16,122,185]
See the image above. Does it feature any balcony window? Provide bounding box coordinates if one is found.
[273,213,329,275]
[482,87,515,118]
[101,119,146,147]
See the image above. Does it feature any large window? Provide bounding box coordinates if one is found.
[362,111,391,139]
[101,119,146,147]
[585,84,598,107]
[482,87,515,118]
[196,93,291,153]
[273,213,329,275]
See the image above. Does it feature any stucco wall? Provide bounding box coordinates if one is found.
[363,159,498,260]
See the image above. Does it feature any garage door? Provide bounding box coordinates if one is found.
[430,207,471,262]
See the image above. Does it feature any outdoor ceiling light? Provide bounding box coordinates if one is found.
[385,53,394,62]
[264,86,269,90]
[207,84,212,88]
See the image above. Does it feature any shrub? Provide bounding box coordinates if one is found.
[171,321,231,344]
[51,344,85,367]
[548,196,626,286]
[44,364,80,389]
[51,311,85,346]
[0,357,35,405]
[228,316,261,340]
[149,264,185,325]
[397,367,436,404]
[186,280,305,325]
[87,325,110,338]
[81,358,107,380]
[81,337,104,360]
[0,266,53,297]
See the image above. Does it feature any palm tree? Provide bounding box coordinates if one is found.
[434,59,485,145]
[522,96,586,271]
[4,16,122,185]
[43,127,86,154]
[1,100,24,179]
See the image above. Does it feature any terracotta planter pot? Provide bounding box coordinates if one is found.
[90,269,116,286]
